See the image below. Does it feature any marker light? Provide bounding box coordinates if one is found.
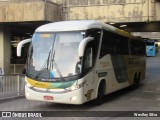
[69,82,85,91]
[109,23,115,25]
[71,86,77,91]
[120,25,127,28]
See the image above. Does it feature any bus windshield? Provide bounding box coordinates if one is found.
[146,42,154,46]
[27,32,84,80]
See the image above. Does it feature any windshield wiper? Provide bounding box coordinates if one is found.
[50,50,65,81]
[46,51,51,70]
[53,60,65,81]
[34,50,51,79]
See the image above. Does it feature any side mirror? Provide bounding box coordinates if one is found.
[17,38,31,56]
[78,37,94,57]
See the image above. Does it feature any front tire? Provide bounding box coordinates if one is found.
[92,81,105,105]
[132,73,140,89]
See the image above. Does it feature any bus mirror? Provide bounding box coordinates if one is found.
[17,38,31,56]
[78,37,94,57]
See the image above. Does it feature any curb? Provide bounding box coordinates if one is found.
[0,95,25,103]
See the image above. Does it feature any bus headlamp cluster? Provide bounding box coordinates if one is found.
[25,79,85,91]
[68,82,85,91]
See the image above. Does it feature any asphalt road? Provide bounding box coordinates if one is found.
[0,56,160,120]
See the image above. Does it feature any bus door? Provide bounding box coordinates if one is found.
[82,29,101,101]
[82,43,95,101]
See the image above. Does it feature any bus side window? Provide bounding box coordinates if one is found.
[86,29,101,60]
[82,41,94,74]
[100,30,129,58]
[130,40,145,56]
[99,31,108,58]
[84,48,93,69]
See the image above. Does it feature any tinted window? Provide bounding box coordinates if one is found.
[146,42,154,46]
[100,31,129,58]
[86,29,101,57]
[130,40,145,56]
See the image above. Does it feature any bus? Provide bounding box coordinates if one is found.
[17,20,146,105]
[145,40,156,57]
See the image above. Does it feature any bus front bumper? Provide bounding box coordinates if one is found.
[25,85,84,105]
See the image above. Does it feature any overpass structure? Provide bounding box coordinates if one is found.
[0,0,61,74]
[0,0,160,73]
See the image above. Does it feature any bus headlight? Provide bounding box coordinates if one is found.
[69,82,85,91]
[70,86,77,91]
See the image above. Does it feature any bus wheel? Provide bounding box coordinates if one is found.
[92,81,105,105]
[132,74,140,89]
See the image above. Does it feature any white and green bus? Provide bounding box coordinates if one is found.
[17,20,146,105]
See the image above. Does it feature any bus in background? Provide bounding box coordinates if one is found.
[155,43,159,54]
[145,40,156,57]
[17,20,146,105]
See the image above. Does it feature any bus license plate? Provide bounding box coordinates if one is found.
[44,96,53,100]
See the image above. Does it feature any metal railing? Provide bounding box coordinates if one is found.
[0,74,25,100]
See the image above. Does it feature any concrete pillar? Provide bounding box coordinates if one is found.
[0,26,11,74]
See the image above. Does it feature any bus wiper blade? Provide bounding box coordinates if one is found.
[50,50,65,81]
[34,50,51,79]
[53,60,65,81]
[46,51,51,70]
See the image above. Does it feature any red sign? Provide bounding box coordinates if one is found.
[44,96,53,100]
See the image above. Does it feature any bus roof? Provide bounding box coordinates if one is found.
[35,20,133,38]
[36,20,102,32]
